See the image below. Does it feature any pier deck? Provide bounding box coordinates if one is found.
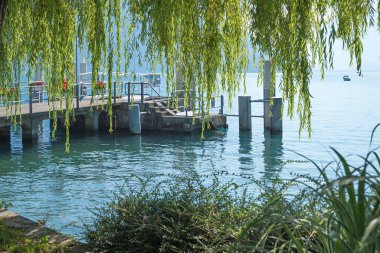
[0,93,227,143]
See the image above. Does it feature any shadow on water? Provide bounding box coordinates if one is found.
[261,131,284,180]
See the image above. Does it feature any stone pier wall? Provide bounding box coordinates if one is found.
[0,101,227,145]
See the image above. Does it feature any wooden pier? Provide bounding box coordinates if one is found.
[0,82,226,144]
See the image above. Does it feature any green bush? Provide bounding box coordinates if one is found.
[243,124,380,252]
[84,174,310,252]
[85,126,380,253]
[0,222,54,253]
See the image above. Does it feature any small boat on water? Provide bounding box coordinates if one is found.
[343,75,351,81]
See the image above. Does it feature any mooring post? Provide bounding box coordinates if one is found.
[263,60,282,133]
[238,96,251,130]
[270,97,283,132]
[263,60,273,130]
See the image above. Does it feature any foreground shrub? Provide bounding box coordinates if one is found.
[243,124,380,252]
[84,174,307,252]
[85,126,380,253]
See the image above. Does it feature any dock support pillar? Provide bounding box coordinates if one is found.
[263,60,273,129]
[270,98,283,133]
[263,60,283,133]
[238,96,251,130]
[84,111,99,132]
[49,118,66,133]
[0,125,11,143]
[22,117,43,143]
[129,104,141,134]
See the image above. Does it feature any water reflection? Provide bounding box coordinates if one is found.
[10,125,23,155]
[261,131,284,180]
[238,131,254,171]
[125,134,142,151]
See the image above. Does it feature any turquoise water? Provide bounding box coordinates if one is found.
[0,72,379,239]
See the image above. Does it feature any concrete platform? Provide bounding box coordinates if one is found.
[0,209,87,252]
[0,96,227,143]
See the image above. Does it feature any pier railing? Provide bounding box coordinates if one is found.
[170,89,224,116]
[1,80,224,117]
[0,80,155,113]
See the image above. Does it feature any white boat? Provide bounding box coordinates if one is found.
[343,75,351,81]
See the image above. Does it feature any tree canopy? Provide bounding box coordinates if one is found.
[0,0,379,151]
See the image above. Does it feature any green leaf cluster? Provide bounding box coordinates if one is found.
[0,0,378,149]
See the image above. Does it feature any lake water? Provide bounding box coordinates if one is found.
[0,72,379,239]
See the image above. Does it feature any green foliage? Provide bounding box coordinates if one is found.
[84,174,310,252]
[248,0,376,135]
[0,221,58,253]
[0,200,11,209]
[127,0,248,137]
[85,175,249,252]
[0,1,379,149]
[243,125,380,252]
[85,125,380,252]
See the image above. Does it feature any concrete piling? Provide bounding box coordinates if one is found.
[263,60,273,130]
[22,117,43,142]
[237,60,282,133]
[270,97,282,133]
[0,125,11,143]
[84,111,100,132]
[129,104,141,134]
[263,60,282,133]
[238,96,252,130]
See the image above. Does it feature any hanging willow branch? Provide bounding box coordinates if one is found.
[0,0,8,32]
[0,0,378,151]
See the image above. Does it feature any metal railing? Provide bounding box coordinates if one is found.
[168,89,224,117]
[1,80,224,117]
